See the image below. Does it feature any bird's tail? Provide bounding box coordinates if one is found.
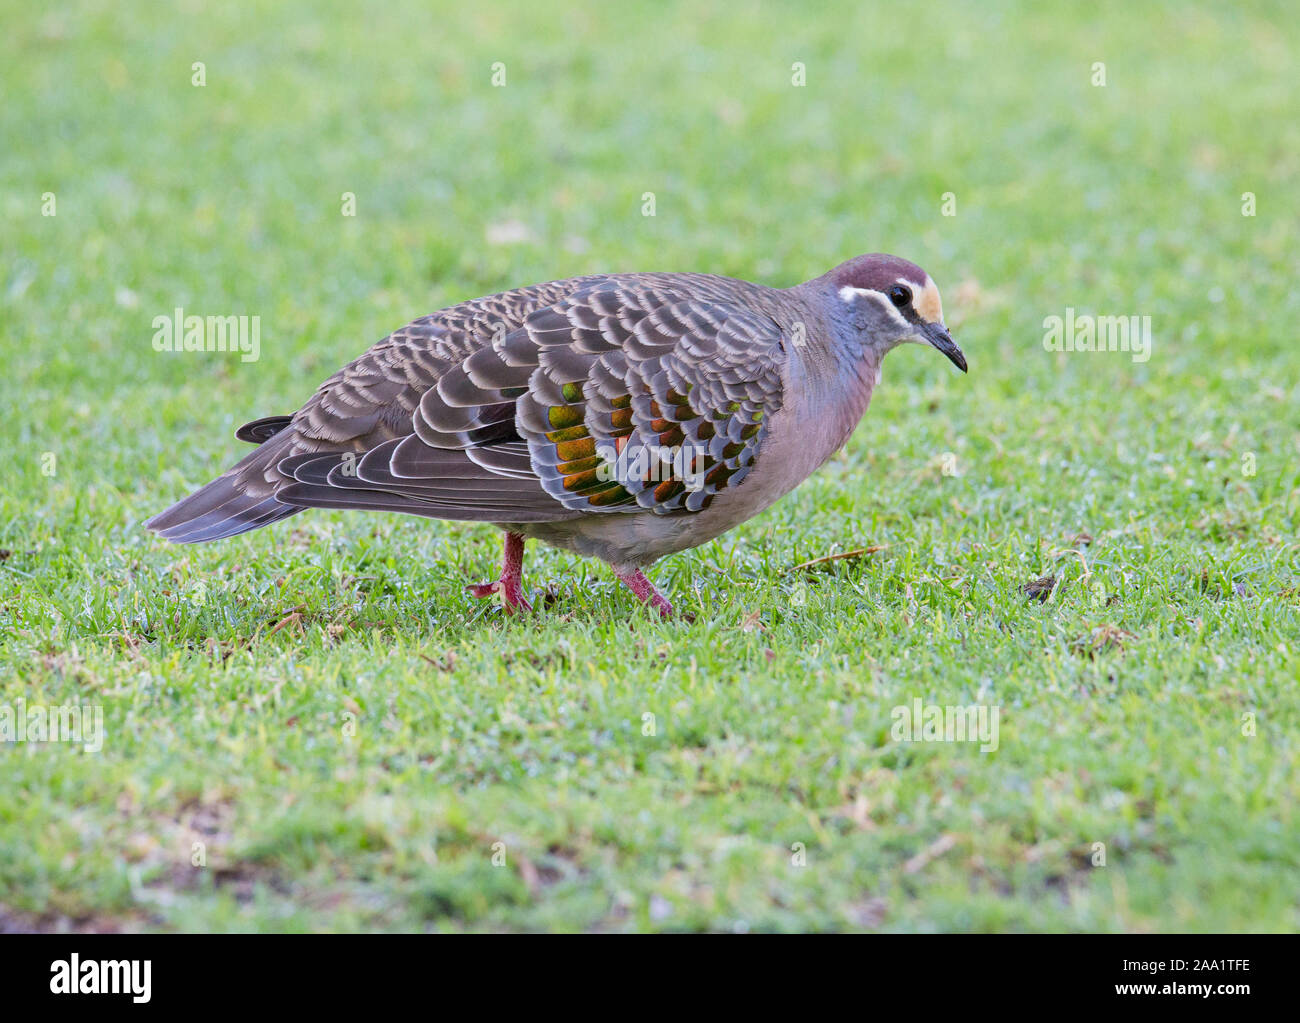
[146,431,301,543]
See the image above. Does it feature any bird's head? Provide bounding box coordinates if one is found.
[830,253,966,373]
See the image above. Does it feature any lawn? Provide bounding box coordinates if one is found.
[1,0,1297,932]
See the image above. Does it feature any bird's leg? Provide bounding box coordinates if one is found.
[467,531,532,612]
[615,568,673,618]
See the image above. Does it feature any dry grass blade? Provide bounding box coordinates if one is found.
[791,545,887,571]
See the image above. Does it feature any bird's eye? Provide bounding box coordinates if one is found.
[888,285,912,308]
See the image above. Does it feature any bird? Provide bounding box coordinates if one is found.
[147,254,966,617]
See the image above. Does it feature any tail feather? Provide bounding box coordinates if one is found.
[148,406,580,542]
[147,433,302,543]
[235,415,293,445]
[159,493,296,543]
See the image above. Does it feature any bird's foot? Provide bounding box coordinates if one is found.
[616,568,673,618]
[466,578,533,613]
[467,532,532,613]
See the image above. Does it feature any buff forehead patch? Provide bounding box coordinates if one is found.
[913,276,944,324]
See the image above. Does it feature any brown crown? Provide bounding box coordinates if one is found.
[831,253,929,292]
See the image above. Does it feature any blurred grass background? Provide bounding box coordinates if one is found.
[1,0,1297,931]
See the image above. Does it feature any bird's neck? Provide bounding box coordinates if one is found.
[826,341,884,452]
[785,308,884,465]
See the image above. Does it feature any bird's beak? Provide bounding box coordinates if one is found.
[922,322,967,373]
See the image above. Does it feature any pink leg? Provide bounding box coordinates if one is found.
[616,568,673,618]
[467,532,532,613]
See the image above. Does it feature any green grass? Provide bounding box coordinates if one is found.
[2,0,1298,932]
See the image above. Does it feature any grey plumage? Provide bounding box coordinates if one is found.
[147,254,965,604]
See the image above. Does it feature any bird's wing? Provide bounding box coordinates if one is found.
[221,277,788,526]
[222,276,601,500]
[286,276,604,453]
[395,277,789,515]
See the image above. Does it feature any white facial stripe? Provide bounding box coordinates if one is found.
[840,286,912,332]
